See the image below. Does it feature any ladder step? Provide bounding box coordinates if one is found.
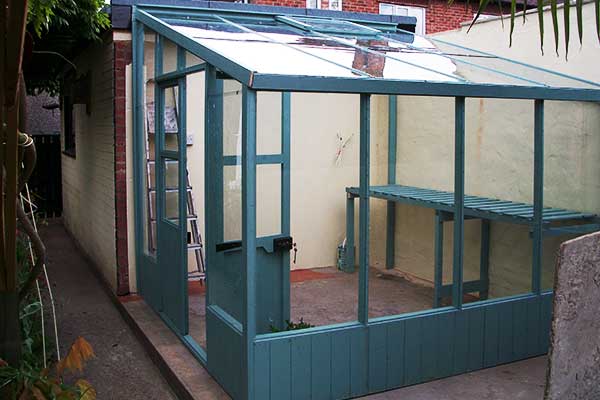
[188,271,205,281]
[188,244,203,251]
[150,214,198,222]
[146,159,179,165]
[149,186,192,193]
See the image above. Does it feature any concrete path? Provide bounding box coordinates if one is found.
[41,222,176,400]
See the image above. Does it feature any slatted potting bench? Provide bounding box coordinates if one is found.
[345,183,599,306]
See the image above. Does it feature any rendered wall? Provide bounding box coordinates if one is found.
[368,4,600,298]
[545,232,600,400]
[62,40,118,289]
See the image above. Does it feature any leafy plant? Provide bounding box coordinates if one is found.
[456,0,600,57]
[25,0,110,95]
[0,337,96,400]
[270,318,315,333]
[27,0,109,40]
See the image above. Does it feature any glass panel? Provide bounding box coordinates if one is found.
[184,69,206,353]
[223,80,242,157]
[462,98,534,304]
[257,164,281,237]
[185,51,204,68]
[171,21,460,82]
[143,32,158,257]
[369,95,454,317]
[162,38,178,74]
[172,22,361,79]
[165,16,599,89]
[224,165,242,241]
[163,85,180,152]
[257,91,282,155]
[289,16,379,35]
[163,158,180,225]
[385,31,600,89]
[541,100,599,291]
[288,92,360,329]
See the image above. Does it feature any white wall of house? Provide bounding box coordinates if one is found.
[62,41,118,289]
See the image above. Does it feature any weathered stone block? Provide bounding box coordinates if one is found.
[545,231,600,400]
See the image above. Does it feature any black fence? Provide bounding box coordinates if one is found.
[27,135,62,218]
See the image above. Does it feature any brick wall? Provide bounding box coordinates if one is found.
[61,38,118,290]
[250,0,501,33]
[114,40,132,295]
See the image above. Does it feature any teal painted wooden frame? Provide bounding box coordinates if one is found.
[130,5,594,400]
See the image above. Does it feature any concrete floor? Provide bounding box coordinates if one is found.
[188,267,435,349]
[40,222,176,400]
[43,221,548,399]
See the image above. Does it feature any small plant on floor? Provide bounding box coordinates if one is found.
[0,337,96,400]
[270,318,315,333]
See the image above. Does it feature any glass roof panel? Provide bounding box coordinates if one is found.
[383,30,600,90]
[170,19,463,83]
[155,12,600,92]
[283,16,380,35]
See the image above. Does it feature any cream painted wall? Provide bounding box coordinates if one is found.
[369,4,600,298]
[62,41,117,289]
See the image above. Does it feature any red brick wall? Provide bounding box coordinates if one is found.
[250,0,501,33]
[114,40,131,296]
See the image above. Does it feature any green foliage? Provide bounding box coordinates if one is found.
[454,0,600,57]
[25,0,110,95]
[270,318,315,333]
[27,0,110,40]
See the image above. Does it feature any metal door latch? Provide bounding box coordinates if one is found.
[273,236,293,251]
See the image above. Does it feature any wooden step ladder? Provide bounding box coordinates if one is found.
[144,92,205,283]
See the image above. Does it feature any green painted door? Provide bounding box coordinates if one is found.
[156,80,188,334]
[207,88,292,333]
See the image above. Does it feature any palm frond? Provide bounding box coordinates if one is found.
[551,0,560,54]
[564,0,571,58]
[510,0,517,46]
[537,0,545,53]
[468,0,492,32]
[467,0,600,58]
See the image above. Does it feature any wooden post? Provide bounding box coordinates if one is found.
[242,85,257,399]
[452,96,465,309]
[358,93,370,324]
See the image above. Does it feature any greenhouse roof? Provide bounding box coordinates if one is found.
[134,4,600,101]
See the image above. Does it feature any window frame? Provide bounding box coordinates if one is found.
[379,3,426,35]
[306,0,321,9]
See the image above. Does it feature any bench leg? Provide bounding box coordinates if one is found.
[434,211,444,308]
[345,195,356,273]
[386,201,396,269]
[479,219,490,300]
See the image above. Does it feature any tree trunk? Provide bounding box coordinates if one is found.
[0,290,21,366]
